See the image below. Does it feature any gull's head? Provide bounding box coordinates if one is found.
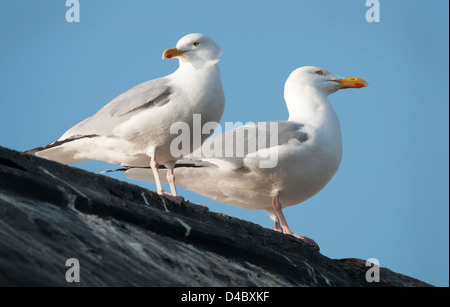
[285,66,368,96]
[162,33,222,65]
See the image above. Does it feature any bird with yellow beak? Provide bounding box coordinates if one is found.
[29,33,225,205]
[123,66,368,251]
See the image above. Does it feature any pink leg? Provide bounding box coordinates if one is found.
[165,167,184,205]
[150,156,165,195]
[166,168,178,196]
[166,165,208,209]
[274,216,282,233]
[149,156,183,205]
[272,193,320,251]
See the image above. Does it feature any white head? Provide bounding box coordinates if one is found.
[284,66,368,122]
[285,66,368,98]
[162,33,222,66]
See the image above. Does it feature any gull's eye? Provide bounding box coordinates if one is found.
[193,41,200,47]
[315,70,324,76]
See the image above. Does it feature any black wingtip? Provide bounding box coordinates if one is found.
[25,134,100,156]
[102,162,209,174]
[24,147,45,155]
[101,167,129,174]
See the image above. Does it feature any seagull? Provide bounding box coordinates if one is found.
[27,33,225,204]
[120,66,368,250]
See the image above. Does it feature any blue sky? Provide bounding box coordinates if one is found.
[0,1,448,286]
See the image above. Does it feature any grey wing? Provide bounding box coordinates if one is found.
[182,121,309,171]
[60,77,172,140]
[104,77,172,116]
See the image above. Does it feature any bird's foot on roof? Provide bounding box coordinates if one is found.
[158,190,184,205]
[191,202,209,210]
[290,233,320,251]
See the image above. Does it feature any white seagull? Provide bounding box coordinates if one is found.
[28,33,225,204]
[122,66,368,250]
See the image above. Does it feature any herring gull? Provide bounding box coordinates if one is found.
[121,66,368,250]
[27,33,225,204]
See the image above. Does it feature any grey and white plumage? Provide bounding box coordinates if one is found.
[28,33,225,202]
[122,66,368,250]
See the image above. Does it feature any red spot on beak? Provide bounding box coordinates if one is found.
[354,83,364,88]
[166,54,173,59]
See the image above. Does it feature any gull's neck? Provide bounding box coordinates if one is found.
[285,82,343,167]
[171,59,221,85]
[168,58,223,110]
[171,59,221,92]
[284,83,332,125]
[178,58,220,71]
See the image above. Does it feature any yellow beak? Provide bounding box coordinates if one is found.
[162,47,188,59]
[334,77,369,89]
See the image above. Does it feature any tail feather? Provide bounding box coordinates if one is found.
[25,134,99,165]
[24,146,46,155]
[27,134,98,154]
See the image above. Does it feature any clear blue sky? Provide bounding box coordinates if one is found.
[0,0,448,286]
